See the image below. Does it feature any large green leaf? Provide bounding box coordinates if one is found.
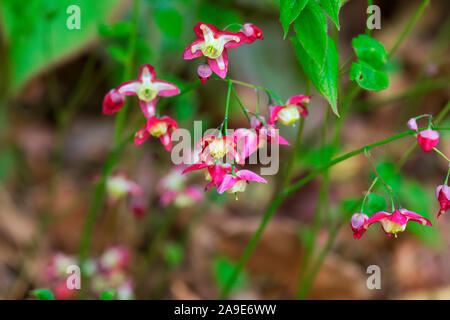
[0,0,120,92]
[318,0,342,30]
[292,36,339,115]
[293,0,328,69]
[280,0,309,38]
[350,61,389,91]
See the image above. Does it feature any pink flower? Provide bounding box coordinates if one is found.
[104,63,180,118]
[46,253,77,281]
[103,89,125,114]
[197,64,213,84]
[352,209,432,239]
[217,169,267,194]
[161,186,204,208]
[250,116,290,146]
[183,22,246,79]
[240,23,263,43]
[407,118,418,132]
[106,172,142,201]
[54,281,76,300]
[129,197,147,218]
[135,116,178,151]
[436,184,450,217]
[232,128,259,160]
[197,135,243,164]
[183,162,232,190]
[417,129,439,152]
[350,213,369,240]
[269,95,312,126]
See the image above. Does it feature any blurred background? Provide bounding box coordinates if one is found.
[0,0,449,299]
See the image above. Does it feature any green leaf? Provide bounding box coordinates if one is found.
[107,45,127,64]
[294,0,328,69]
[101,290,116,300]
[292,36,339,115]
[0,0,121,92]
[98,22,132,38]
[318,0,342,30]
[154,7,183,38]
[213,256,245,292]
[349,62,389,91]
[365,193,386,214]
[280,0,309,38]
[352,34,387,69]
[31,288,55,300]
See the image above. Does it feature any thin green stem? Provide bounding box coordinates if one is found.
[217,78,283,105]
[361,177,379,212]
[231,85,252,123]
[387,0,430,58]
[223,79,232,135]
[433,148,450,162]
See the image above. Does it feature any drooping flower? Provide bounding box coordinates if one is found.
[135,116,178,151]
[250,115,290,146]
[217,169,267,194]
[350,213,369,240]
[232,128,259,160]
[269,95,312,126]
[351,209,432,239]
[407,118,418,132]
[183,22,246,79]
[436,184,450,217]
[106,172,142,201]
[183,162,232,190]
[198,135,243,164]
[240,23,263,43]
[197,64,213,84]
[417,128,439,152]
[104,63,180,118]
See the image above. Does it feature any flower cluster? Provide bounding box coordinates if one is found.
[103,64,180,151]
[407,116,440,152]
[44,246,133,299]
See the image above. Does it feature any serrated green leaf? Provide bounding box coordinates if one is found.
[294,0,328,69]
[101,290,116,300]
[318,0,342,29]
[280,0,309,37]
[352,34,387,69]
[365,193,386,214]
[292,36,339,115]
[349,62,389,91]
[154,7,183,38]
[31,288,55,300]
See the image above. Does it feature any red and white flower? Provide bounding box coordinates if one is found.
[240,23,263,43]
[183,22,246,79]
[135,116,178,151]
[198,135,243,164]
[436,184,450,217]
[183,162,232,190]
[103,64,180,118]
[269,95,312,126]
[217,169,267,194]
[351,209,432,239]
[417,128,439,152]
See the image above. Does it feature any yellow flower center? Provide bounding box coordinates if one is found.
[381,219,406,235]
[209,139,228,158]
[201,45,222,59]
[226,180,247,194]
[137,85,157,102]
[149,122,168,137]
[278,105,300,126]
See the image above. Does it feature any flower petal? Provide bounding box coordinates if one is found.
[207,50,228,79]
[399,208,432,226]
[117,80,140,95]
[138,63,156,84]
[217,174,238,194]
[135,124,150,146]
[183,39,205,60]
[154,80,180,97]
[102,89,125,115]
[139,99,157,118]
[236,170,267,183]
